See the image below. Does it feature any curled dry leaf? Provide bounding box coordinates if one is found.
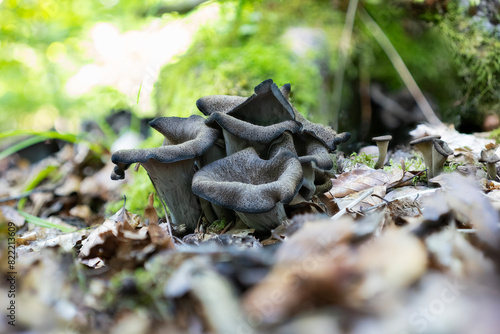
[243,216,427,324]
[79,205,174,269]
[431,173,500,247]
[0,205,25,226]
[328,166,414,198]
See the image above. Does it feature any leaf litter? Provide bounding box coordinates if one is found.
[1,124,500,334]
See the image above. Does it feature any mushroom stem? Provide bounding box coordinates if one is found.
[486,163,497,180]
[478,148,500,180]
[431,139,454,179]
[236,203,287,231]
[374,141,389,169]
[142,158,201,230]
[410,135,441,180]
[372,135,392,169]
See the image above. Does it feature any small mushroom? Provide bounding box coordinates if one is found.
[372,135,392,169]
[431,139,454,178]
[479,148,500,180]
[192,147,303,231]
[111,115,219,230]
[410,135,441,179]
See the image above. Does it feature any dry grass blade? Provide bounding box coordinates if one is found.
[358,8,444,128]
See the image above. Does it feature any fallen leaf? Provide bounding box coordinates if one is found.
[328,166,413,198]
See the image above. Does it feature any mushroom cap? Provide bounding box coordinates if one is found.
[268,132,333,170]
[227,79,295,126]
[433,139,454,157]
[372,135,392,142]
[111,115,219,179]
[479,149,500,163]
[280,83,291,100]
[296,134,334,170]
[206,111,301,143]
[293,109,350,151]
[409,135,441,146]
[192,147,303,214]
[195,95,247,116]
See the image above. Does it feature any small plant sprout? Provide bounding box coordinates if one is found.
[479,147,500,180]
[372,135,392,169]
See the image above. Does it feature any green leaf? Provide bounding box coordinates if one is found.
[18,164,59,210]
[0,130,104,155]
[17,210,75,233]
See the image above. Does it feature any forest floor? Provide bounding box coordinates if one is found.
[1,122,500,334]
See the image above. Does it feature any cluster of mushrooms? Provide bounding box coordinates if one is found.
[110,80,351,232]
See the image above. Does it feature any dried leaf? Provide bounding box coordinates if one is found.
[328,166,412,198]
[0,205,25,226]
[143,193,159,225]
[432,173,500,247]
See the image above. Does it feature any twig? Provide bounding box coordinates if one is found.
[358,8,444,128]
[0,188,52,203]
[388,188,439,202]
[387,169,426,191]
[457,229,476,233]
[331,188,374,220]
[220,221,234,234]
[331,0,359,130]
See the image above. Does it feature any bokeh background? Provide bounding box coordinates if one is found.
[2,0,499,145]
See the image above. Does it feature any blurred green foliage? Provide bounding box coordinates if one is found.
[2,0,498,133]
[0,0,161,131]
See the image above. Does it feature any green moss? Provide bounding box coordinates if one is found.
[344,152,377,170]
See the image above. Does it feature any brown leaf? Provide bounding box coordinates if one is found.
[143,193,159,225]
[432,173,500,247]
[328,166,412,198]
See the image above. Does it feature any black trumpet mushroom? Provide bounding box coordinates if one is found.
[111,115,219,230]
[110,79,351,232]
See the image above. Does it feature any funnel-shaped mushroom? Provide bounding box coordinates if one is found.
[313,168,334,195]
[227,79,295,125]
[196,79,295,125]
[372,135,392,169]
[206,112,301,155]
[431,139,454,178]
[111,115,219,230]
[267,132,333,199]
[410,135,441,179]
[479,148,500,180]
[192,147,303,231]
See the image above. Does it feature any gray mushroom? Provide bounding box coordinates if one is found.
[267,131,333,200]
[431,139,454,178]
[372,135,392,169]
[410,135,441,179]
[196,95,247,116]
[111,115,219,230]
[206,112,301,155]
[293,109,351,152]
[410,135,453,179]
[196,79,295,125]
[479,148,500,180]
[192,147,303,231]
[227,79,295,125]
